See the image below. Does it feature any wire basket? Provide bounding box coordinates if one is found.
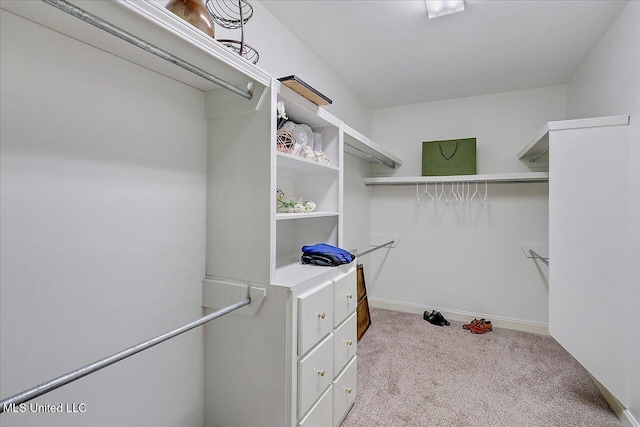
[217,39,259,64]
[206,0,259,64]
[205,0,253,29]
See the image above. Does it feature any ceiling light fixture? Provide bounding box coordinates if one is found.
[425,0,465,19]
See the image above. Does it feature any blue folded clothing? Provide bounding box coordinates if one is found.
[301,243,354,266]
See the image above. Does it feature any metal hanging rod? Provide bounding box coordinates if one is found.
[355,240,394,257]
[363,173,550,186]
[41,0,253,100]
[0,297,251,412]
[529,147,549,163]
[344,142,396,169]
[529,249,549,266]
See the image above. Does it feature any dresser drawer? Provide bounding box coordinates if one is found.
[333,269,357,327]
[333,312,357,376]
[332,356,357,427]
[298,280,334,356]
[298,333,334,418]
[298,385,332,427]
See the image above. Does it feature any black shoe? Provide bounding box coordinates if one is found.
[425,310,442,326]
[440,313,451,326]
[432,311,445,326]
[435,311,450,326]
[430,311,451,327]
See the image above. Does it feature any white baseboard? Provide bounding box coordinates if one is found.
[369,297,549,336]
[590,375,640,427]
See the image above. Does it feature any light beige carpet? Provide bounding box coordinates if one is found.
[341,308,621,427]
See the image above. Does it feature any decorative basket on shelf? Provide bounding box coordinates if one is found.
[276,129,295,154]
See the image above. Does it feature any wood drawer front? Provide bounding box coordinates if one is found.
[298,385,332,427]
[298,281,334,356]
[332,356,357,427]
[333,269,357,327]
[298,333,334,418]
[333,312,357,376]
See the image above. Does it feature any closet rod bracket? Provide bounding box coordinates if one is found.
[529,249,549,266]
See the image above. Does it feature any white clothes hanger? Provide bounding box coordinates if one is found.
[446,182,457,203]
[470,181,481,201]
[437,182,445,201]
[421,183,435,201]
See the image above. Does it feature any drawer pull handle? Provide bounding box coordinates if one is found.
[345,340,353,346]
[315,369,325,377]
[344,387,352,394]
[345,293,353,299]
[317,312,326,319]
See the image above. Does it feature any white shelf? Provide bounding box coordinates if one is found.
[277,152,339,173]
[363,172,549,186]
[276,211,339,220]
[272,253,336,288]
[343,124,402,169]
[518,115,630,162]
[1,0,271,92]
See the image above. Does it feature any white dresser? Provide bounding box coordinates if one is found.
[203,263,357,427]
[297,267,358,426]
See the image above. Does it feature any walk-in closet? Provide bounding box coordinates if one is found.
[1,1,638,426]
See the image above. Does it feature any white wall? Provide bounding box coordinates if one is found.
[369,86,567,325]
[566,1,639,421]
[343,155,374,254]
[0,10,206,427]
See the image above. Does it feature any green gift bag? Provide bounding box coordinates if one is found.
[422,138,476,176]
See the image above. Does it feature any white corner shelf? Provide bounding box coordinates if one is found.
[518,115,630,163]
[362,172,549,186]
[276,211,339,220]
[343,124,403,169]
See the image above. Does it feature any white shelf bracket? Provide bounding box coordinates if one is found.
[202,278,267,317]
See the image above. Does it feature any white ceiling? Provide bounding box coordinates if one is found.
[261,0,628,109]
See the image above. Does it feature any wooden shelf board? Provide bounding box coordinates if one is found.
[275,81,341,129]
